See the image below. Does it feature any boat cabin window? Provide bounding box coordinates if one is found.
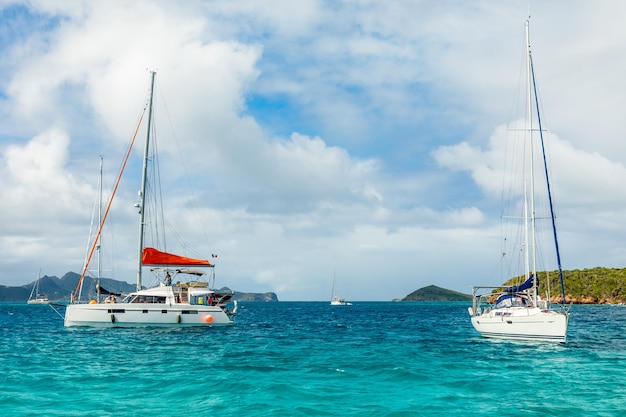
[495,295,529,309]
[189,294,214,306]
[132,295,166,304]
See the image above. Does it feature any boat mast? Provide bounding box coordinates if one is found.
[98,156,103,280]
[523,179,529,282]
[96,155,103,300]
[136,71,156,291]
[29,269,41,300]
[525,19,538,304]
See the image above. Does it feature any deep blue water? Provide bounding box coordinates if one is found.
[1,302,625,416]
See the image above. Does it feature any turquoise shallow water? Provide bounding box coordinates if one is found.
[1,302,625,416]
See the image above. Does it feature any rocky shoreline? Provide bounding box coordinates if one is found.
[550,295,625,305]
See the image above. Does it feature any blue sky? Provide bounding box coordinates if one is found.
[1,0,626,301]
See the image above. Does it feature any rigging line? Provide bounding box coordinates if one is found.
[145,100,167,255]
[82,166,101,275]
[98,157,117,281]
[78,157,104,300]
[155,77,214,256]
[72,108,147,302]
[530,54,566,306]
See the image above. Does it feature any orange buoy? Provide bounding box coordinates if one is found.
[89,300,97,304]
[204,314,213,323]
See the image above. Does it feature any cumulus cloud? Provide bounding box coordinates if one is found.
[1,129,93,221]
[1,1,626,300]
[434,123,626,208]
[0,128,97,272]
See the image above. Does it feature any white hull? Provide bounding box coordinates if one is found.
[65,302,234,327]
[65,282,236,327]
[27,298,49,305]
[470,307,567,343]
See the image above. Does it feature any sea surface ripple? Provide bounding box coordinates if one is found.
[1,302,625,416]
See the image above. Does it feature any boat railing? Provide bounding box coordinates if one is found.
[470,286,533,316]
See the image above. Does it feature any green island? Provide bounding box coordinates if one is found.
[401,267,626,304]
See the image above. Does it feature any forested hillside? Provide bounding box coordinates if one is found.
[506,267,626,304]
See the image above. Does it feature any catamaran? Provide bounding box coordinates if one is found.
[64,71,237,327]
[467,19,569,343]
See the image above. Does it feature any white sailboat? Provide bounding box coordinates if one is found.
[27,270,49,305]
[64,71,237,327]
[330,275,350,306]
[467,19,569,343]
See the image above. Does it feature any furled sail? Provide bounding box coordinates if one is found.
[141,247,212,266]
[494,274,536,306]
[95,284,121,296]
[505,274,535,293]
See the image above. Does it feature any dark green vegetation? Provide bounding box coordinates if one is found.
[401,267,626,304]
[401,285,472,302]
[0,271,278,302]
[523,267,626,304]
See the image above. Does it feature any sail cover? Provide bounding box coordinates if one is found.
[95,284,121,296]
[142,247,212,266]
[505,274,535,293]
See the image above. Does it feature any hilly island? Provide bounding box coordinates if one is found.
[3,267,626,303]
[0,271,278,303]
[401,267,626,304]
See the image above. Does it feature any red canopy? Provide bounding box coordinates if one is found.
[141,247,212,266]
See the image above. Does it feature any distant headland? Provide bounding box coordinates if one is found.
[0,271,278,303]
[397,285,472,302]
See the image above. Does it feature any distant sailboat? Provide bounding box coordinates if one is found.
[64,71,237,327]
[330,274,351,306]
[467,19,569,343]
[27,270,49,305]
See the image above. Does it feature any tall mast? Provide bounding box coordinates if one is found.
[97,155,103,282]
[136,71,156,291]
[95,155,103,300]
[525,19,538,303]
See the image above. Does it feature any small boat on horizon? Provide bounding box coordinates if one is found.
[330,275,351,306]
[27,270,49,305]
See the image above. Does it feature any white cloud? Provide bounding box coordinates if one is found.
[1,1,626,300]
[0,128,97,272]
[1,128,93,218]
[434,124,626,209]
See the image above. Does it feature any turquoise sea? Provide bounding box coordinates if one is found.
[1,302,625,416]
